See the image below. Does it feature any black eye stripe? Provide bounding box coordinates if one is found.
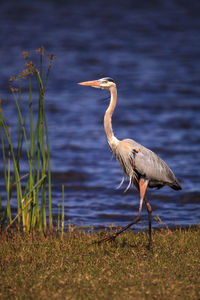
[101,77,115,83]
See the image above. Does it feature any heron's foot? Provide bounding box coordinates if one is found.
[95,233,117,245]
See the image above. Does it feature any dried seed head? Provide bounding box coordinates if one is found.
[9,76,18,82]
[21,51,29,60]
[36,46,46,56]
[10,86,19,93]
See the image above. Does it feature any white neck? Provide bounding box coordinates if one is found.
[104,86,119,150]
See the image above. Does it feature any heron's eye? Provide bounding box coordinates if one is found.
[103,80,108,84]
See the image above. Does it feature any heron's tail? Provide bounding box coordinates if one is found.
[169,180,182,190]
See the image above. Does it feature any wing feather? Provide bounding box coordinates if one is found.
[115,139,180,188]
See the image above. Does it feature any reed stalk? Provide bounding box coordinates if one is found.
[7,134,11,224]
[1,112,23,226]
[57,204,60,233]
[0,47,57,234]
[61,185,65,239]
[5,173,46,232]
[15,80,23,228]
[0,114,9,226]
[36,57,53,233]
[0,192,2,230]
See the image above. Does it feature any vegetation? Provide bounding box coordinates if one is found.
[0,48,64,234]
[0,226,200,299]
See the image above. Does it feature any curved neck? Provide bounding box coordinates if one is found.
[104,86,119,148]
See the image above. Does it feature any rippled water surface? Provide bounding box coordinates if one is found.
[0,0,200,229]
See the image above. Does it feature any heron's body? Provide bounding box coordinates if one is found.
[78,77,181,248]
[111,138,181,191]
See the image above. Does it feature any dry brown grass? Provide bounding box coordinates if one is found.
[0,226,200,299]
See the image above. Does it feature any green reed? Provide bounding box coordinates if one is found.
[0,47,57,234]
[61,184,65,239]
[56,185,65,238]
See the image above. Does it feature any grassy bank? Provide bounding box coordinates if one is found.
[0,226,200,299]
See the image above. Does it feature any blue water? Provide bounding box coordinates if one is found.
[0,0,200,229]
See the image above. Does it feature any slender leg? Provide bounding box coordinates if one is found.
[96,178,149,244]
[144,196,152,249]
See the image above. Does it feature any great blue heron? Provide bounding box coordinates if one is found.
[78,77,181,248]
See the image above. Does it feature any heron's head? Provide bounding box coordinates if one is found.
[78,77,116,90]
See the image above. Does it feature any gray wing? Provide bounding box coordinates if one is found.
[116,139,181,190]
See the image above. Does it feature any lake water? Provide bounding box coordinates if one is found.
[0,0,200,229]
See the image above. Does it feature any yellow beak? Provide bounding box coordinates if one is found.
[78,80,100,87]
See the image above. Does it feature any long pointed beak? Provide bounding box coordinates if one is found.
[78,80,100,87]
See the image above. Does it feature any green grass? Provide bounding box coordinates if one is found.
[0,226,200,299]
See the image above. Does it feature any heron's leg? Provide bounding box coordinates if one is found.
[144,196,152,249]
[97,178,148,244]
